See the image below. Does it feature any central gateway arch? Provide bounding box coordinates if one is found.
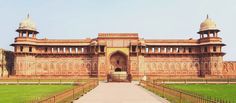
[110,51,128,72]
[108,50,130,82]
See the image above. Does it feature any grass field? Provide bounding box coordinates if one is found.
[0,85,73,103]
[167,84,236,102]
[0,79,88,82]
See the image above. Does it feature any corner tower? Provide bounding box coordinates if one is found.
[11,14,39,75]
[13,14,38,53]
[198,15,225,77]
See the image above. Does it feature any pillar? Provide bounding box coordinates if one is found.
[136,45,138,52]
[48,47,52,53]
[207,31,210,37]
[72,47,76,53]
[179,47,183,53]
[148,47,152,53]
[32,32,36,38]
[154,47,158,53]
[26,31,29,38]
[59,47,63,53]
[94,46,96,53]
[65,47,69,53]
[166,47,170,53]
[19,32,23,37]
[173,47,176,53]
[130,46,132,52]
[98,46,101,52]
[160,47,164,53]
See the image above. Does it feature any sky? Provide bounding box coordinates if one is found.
[0,0,235,60]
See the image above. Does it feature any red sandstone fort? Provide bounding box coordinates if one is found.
[0,15,236,80]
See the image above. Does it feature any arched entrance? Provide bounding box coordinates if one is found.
[110,51,127,72]
[108,51,131,82]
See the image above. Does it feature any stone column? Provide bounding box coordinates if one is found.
[65,47,69,53]
[48,47,52,53]
[179,47,183,53]
[32,32,34,38]
[72,47,76,53]
[160,47,165,53]
[130,46,132,52]
[93,45,97,53]
[140,46,143,53]
[154,47,158,53]
[78,47,81,53]
[52,47,56,53]
[186,47,189,53]
[166,47,170,53]
[136,45,138,52]
[60,47,63,53]
[84,47,88,53]
[19,32,23,37]
[208,31,210,37]
[26,31,29,38]
[148,47,152,53]
[172,47,176,53]
[98,46,101,52]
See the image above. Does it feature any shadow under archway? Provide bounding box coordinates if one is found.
[109,51,128,72]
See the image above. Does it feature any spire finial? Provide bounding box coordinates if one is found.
[206,14,209,19]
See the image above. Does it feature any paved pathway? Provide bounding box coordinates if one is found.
[74,82,169,103]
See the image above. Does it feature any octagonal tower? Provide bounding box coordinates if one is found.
[198,15,225,77]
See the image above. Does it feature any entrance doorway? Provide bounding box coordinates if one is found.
[108,51,131,82]
[115,68,122,72]
[110,51,127,72]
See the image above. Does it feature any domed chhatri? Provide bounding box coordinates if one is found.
[199,15,220,33]
[16,14,38,33]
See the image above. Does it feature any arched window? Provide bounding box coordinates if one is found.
[69,63,73,69]
[93,63,97,71]
[153,63,156,70]
[86,63,91,71]
[50,63,54,70]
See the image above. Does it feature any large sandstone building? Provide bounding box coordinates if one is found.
[9,15,236,79]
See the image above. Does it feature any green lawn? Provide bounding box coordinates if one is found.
[0,85,73,103]
[167,84,236,102]
[0,79,87,82]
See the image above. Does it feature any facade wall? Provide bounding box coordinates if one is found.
[14,55,93,76]
[223,61,236,77]
[10,33,236,79]
[142,55,200,76]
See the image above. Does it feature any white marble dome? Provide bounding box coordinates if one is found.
[17,14,37,32]
[199,15,219,32]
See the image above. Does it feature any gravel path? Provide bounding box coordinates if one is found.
[74,82,169,103]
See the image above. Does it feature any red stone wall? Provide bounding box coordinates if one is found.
[11,33,234,79]
[14,55,94,76]
[223,61,236,77]
[141,55,200,77]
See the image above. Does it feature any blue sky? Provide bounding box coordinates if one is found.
[0,0,235,60]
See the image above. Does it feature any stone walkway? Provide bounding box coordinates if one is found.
[74,82,169,103]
